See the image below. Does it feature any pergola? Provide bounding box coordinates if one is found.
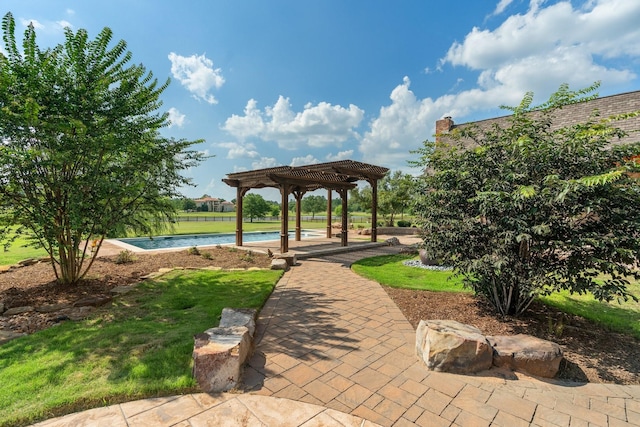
[223,160,389,253]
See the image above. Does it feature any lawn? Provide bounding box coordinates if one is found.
[0,234,48,266]
[351,254,467,292]
[352,254,640,339]
[0,268,282,427]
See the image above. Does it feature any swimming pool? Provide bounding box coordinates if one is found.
[116,230,320,250]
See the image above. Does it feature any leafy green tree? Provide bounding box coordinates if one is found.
[0,13,204,283]
[182,198,197,211]
[413,83,640,316]
[378,171,415,226]
[301,195,327,219]
[242,194,270,222]
[270,206,280,218]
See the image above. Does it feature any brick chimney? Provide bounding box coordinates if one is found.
[435,116,454,140]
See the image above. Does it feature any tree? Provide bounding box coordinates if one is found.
[182,198,197,211]
[413,83,640,316]
[0,13,204,284]
[301,195,327,219]
[242,194,270,222]
[378,171,415,226]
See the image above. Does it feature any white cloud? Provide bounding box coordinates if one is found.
[56,20,72,29]
[167,107,186,128]
[223,96,364,149]
[491,0,514,16]
[217,142,260,159]
[443,0,640,75]
[20,19,44,29]
[168,52,224,104]
[251,157,280,170]
[359,77,439,169]
[325,150,354,162]
[290,155,320,166]
[66,9,75,15]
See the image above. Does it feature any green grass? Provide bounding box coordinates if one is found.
[352,254,640,339]
[351,254,468,292]
[0,268,282,427]
[0,235,48,266]
[539,279,640,339]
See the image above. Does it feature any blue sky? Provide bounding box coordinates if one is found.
[3,0,640,201]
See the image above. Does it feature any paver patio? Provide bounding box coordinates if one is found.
[32,241,640,426]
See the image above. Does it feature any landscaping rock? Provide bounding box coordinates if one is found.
[274,253,297,266]
[110,285,137,295]
[0,330,26,344]
[270,258,289,271]
[0,265,12,273]
[0,302,4,314]
[361,228,372,236]
[3,306,35,316]
[18,258,38,267]
[386,237,400,246]
[61,306,93,321]
[416,319,493,374]
[36,303,72,313]
[488,334,563,378]
[219,308,257,336]
[73,296,112,307]
[192,326,252,392]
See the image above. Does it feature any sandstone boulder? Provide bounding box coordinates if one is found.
[416,320,493,374]
[193,326,252,392]
[386,237,400,246]
[270,258,289,271]
[488,334,563,378]
[3,306,34,316]
[273,253,297,266]
[219,308,257,336]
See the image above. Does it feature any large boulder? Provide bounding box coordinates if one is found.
[416,320,493,374]
[219,308,257,336]
[270,258,289,271]
[487,334,563,378]
[192,326,252,392]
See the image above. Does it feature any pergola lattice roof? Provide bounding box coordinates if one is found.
[223,160,389,191]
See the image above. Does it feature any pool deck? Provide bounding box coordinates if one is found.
[102,229,419,258]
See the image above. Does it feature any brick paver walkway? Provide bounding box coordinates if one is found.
[242,247,640,426]
[32,243,640,426]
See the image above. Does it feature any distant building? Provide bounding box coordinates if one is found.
[193,197,235,212]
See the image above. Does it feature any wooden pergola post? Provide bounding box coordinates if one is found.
[326,189,332,238]
[235,187,248,246]
[293,189,305,241]
[369,178,378,243]
[280,183,290,253]
[339,188,348,247]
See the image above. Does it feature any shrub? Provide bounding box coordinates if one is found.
[201,251,212,260]
[115,250,136,264]
[187,246,200,255]
[397,220,412,227]
[413,83,640,316]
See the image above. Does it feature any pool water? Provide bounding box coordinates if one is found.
[118,230,319,250]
